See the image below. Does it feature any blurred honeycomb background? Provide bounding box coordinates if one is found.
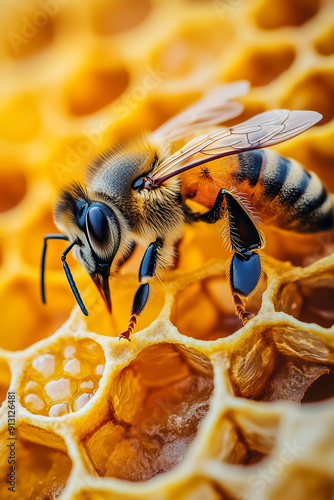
[0,0,334,498]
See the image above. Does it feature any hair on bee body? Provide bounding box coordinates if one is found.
[41,81,331,340]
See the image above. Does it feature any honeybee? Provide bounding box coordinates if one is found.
[41,81,332,340]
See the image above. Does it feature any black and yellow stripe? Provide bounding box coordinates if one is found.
[233,150,333,233]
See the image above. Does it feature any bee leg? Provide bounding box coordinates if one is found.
[118,284,149,341]
[190,189,263,323]
[187,189,227,223]
[118,239,163,341]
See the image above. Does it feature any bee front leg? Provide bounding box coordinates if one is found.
[119,238,163,341]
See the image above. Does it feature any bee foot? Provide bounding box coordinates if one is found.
[241,312,255,324]
[118,332,131,342]
[233,293,255,324]
[118,315,138,341]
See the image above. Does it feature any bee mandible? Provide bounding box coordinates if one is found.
[41,81,332,340]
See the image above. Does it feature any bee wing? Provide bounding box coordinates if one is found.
[152,81,250,143]
[150,109,322,183]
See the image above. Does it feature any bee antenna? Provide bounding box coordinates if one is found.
[41,234,89,317]
[61,240,89,316]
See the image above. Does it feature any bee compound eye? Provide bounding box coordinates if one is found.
[86,206,109,243]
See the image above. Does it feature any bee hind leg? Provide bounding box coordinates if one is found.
[118,238,163,341]
[190,189,263,324]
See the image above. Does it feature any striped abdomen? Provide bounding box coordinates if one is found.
[232,150,333,233]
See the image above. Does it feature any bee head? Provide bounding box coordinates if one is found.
[54,183,122,313]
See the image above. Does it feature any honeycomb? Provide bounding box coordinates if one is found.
[0,0,334,498]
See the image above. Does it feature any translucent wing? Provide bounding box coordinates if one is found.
[152,81,250,143]
[149,109,322,185]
